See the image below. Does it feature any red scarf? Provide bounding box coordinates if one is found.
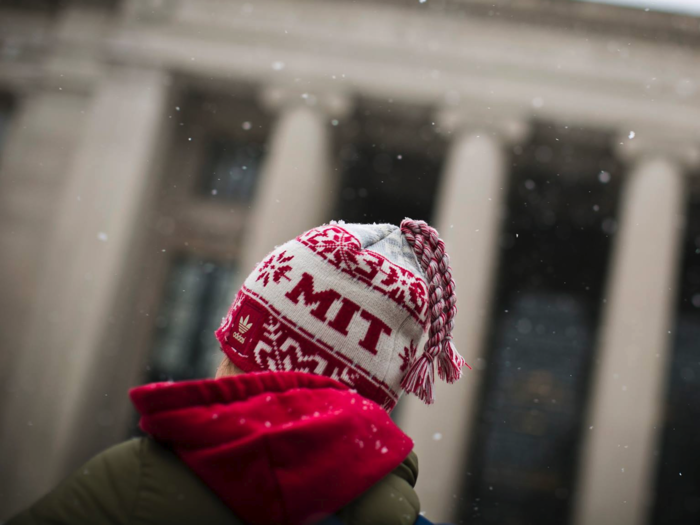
[131,371,413,525]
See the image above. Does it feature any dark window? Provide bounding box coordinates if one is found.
[0,94,15,158]
[461,126,622,525]
[335,107,445,225]
[0,0,63,13]
[146,257,239,383]
[652,197,700,524]
[201,138,263,202]
[336,144,443,225]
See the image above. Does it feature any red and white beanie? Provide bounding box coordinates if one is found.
[215,219,468,411]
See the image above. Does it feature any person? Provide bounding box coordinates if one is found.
[8,219,466,525]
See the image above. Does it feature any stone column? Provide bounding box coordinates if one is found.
[574,135,699,525]
[240,87,349,273]
[0,67,169,515]
[0,91,87,411]
[398,108,528,522]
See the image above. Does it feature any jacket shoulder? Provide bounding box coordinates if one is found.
[9,439,419,525]
[131,437,242,524]
[7,438,143,525]
[331,450,420,525]
[8,438,243,525]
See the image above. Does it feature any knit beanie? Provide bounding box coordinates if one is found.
[215,219,468,410]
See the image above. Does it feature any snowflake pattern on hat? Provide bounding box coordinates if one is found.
[216,219,467,409]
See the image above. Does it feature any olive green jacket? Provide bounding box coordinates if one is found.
[8,438,420,525]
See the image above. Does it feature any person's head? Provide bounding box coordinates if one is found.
[215,219,467,409]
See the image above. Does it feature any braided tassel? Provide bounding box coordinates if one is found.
[400,218,469,404]
[432,239,465,383]
[437,339,468,383]
[400,351,436,404]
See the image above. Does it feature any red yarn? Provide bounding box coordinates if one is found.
[400,353,435,405]
[131,372,414,525]
[399,219,468,404]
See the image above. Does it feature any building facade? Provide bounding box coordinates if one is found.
[0,1,699,523]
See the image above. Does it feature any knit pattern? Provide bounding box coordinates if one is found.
[399,219,468,404]
[216,220,467,409]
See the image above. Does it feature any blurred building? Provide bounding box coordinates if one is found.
[0,1,699,523]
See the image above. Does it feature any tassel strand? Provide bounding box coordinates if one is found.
[400,219,469,404]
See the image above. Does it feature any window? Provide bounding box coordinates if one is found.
[0,0,63,14]
[129,88,268,407]
[335,105,445,225]
[652,196,700,524]
[147,257,238,383]
[201,138,263,202]
[0,94,15,158]
[461,125,622,525]
[337,144,443,225]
